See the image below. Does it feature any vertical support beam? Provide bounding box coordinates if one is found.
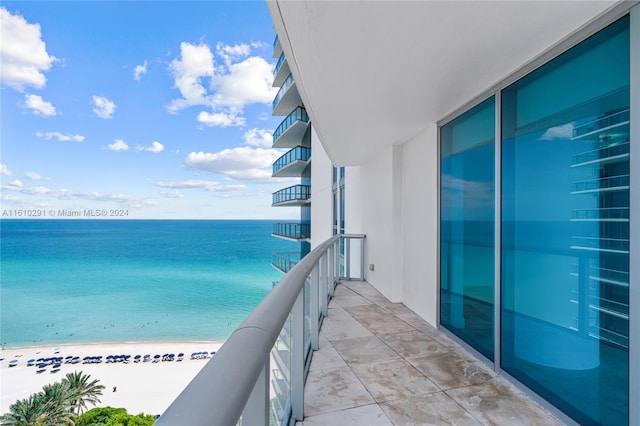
[241,357,270,426]
[629,5,639,425]
[310,265,320,351]
[290,290,305,422]
[494,91,502,372]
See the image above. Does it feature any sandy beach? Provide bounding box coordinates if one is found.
[0,340,224,417]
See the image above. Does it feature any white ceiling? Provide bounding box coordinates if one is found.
[268,0,621,166]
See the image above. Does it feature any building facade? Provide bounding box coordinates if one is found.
[271,35,312,273]
[268,1,638,425]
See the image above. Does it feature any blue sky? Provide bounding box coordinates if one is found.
[1,1,297,219]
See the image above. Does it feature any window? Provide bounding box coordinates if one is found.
[440,97,495,360]
[501,17,629,425]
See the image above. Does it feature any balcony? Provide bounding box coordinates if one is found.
[273,34,282,58]
[272,73,302,116]
[156,234,561,426]
[571,109,630,140]
[272,251,302,274]
[272,222,310,242]
[272,184,310,206]
[273,107,310,148]
[571,207,629,222]
[273,52,291,87]
[571,141,629,168]
[273,146,311,178]
[571,175,630,194]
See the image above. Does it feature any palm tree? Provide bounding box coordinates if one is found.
[40,382,75,425]
[61,371,105,416]
[0,393,50,426]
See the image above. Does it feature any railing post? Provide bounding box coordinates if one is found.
[291,289,304,422]
[328,243,335,296]
[310,265,320,351]
[360,237,365,280]
[320,253,328,317]
[334,239,340,283]
[346,237,351,280]
[241,357,270,426]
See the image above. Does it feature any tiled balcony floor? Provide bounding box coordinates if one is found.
[298,281,564,426]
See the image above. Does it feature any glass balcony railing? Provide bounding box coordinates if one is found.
[571,207,630,221]
[272,74,294,111]
[272,252,302,273]
[274,52,286,78]
[156,235,366,426]
[272,185,310,205]
[572,109,630,139]
[273,223,310,240]
[273,146,311,175]
[571,141,629,166]
[571,175,630,193]
[273,107,309,144]
[571,236,629,253]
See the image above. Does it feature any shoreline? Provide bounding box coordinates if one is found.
[0,340,225,416]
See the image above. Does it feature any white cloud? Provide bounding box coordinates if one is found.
[161,191,184,198]
[167,42,215,113]
[24,94,56,117]
[35,131,85,142]
[107,139,129,151]
[92,95,116,119]
[1,164,14,176]
[25,171,49,181]
[540,123,574,140]
[0,8,57,91]
[243,128,273,148]
[9,179,23,188]
[197,111,245,128]
[214,56,275,106]
[185,147,282,181]
[136,141,164,153]
[133,60,148,81]
[156,179,246,192]
[216,42,250,67]
[167,41,277,128]
[146,141,164,153]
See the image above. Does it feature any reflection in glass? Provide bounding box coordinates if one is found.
[501,17,629,425]
[440,97,495,360]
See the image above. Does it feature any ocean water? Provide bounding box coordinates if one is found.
[0,220,293,347]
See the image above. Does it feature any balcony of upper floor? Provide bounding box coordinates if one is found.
[272,184,310,207]
[271,251,301,274]
[272,222,310,242]
[273,34,283,59]
[272,73,302,116]
[273,107,310,149]
[273,146,311,178]
[273,52,291,88]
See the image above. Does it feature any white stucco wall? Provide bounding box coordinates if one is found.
[401,124,439,326]
[345,145,403,303]
[310,127,334,250]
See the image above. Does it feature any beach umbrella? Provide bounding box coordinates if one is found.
[27,359,35,366]
[9,359,18,367]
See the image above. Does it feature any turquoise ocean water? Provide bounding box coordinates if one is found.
[0,220,292,347]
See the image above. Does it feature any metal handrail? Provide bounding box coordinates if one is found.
[157,234,365,425]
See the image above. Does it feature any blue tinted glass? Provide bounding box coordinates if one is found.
[501,17,629,425]
[440,97,495,360]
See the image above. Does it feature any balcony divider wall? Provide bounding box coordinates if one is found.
[438,11,635,426]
